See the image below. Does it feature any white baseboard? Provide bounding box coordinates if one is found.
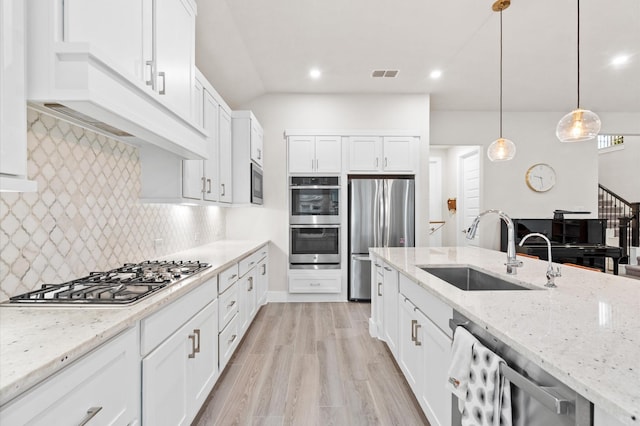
[267,291,347,303]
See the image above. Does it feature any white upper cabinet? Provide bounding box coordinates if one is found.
[232,110,263,204]
[348,136,416,173]
[288,136,341,174]
[26,0,206,159]
[218,107,233,204]
[250,120,264,167]
[153,0,195,119]
[0,0,36,192]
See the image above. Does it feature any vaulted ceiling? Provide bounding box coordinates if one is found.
[195,0,640,113]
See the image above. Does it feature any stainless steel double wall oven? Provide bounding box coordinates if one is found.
[289,176,341,269]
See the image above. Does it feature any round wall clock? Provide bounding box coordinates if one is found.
[525,163,556,192]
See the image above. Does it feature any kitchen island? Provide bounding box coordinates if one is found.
[370,246,639,426]
[0,240,268,414]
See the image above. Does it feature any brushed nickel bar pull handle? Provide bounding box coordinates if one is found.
[78,406,103,426]
[414,323,422,346]
[145,60,154,88]
[158,71,166,95]
[261,264,266,275]
[248,276,254,291]
[228,334,237,344]
[221,183,226,196]
[207,179,212,194]
[227,300,236,309]
[194,329,201,353]
[249,261,255,267]
[385,157,388,167]
[377,282,382,297]
[383,266,392,271]
[410,319,417,342]
[188,333,197,358]
[310,282,321,286]
[229,273,237,281]
[201,177,206,193]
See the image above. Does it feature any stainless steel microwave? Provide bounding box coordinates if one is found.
[251,162,263,205]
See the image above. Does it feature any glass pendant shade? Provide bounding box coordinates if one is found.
[487,137,516,161]
[556,108,601,142]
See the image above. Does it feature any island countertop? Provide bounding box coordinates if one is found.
[0,240,268,407]
[370,246,639,426]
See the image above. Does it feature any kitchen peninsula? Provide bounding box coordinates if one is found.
[370,246,639,426]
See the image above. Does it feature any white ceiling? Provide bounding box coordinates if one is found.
[195,0,640,112]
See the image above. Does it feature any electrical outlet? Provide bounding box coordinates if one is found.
[154,238,163,250]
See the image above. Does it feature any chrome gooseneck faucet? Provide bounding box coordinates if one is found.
[519,232,561,288]
[466,209,523,275]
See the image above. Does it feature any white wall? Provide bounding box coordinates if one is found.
[226,93,430,294]
[598,135,640,202]
[431,111,601,250]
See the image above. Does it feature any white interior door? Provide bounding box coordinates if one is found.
[457,149,480,246]
[428,158,443,247]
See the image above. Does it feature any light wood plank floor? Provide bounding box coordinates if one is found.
[193,302,429,426]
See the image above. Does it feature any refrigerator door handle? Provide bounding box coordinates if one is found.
[352,255,370,261]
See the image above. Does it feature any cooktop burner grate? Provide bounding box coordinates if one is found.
[8,260,210,305]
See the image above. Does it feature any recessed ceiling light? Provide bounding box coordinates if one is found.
[430,70,442,79]
[309,68,322,79]
[611,55,630,66]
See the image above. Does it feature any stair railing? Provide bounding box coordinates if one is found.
[598,184,639,264]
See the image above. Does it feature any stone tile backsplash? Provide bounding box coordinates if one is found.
[0,110,226,302]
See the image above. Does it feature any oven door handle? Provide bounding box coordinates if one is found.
[290,224,341,229]
[290,185,341,190]
[352,255,370,262]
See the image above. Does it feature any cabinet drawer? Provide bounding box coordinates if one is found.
[219,282,239,331]
[141,277,217,356]
[399,273,453,338]
[219,313,239,370]
[0,326,140,426]
[288,270,341,293]
[257,244,268,261]
[219,263,239,294]
[239,251,261,277]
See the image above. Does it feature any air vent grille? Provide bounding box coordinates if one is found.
[371,70,399,78]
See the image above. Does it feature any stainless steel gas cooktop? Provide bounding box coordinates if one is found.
[8,260,211,305]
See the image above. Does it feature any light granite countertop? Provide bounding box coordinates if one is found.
[0,239,268,407]
[370,246,639,426]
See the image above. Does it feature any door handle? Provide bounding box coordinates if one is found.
[188,333,197,358]
[158,71,166,95]
[221,183,226,196]
[77,407,103,426]
[384,157,388,167]
[201,177,206,194]
[145,60,154,88]
[410,319,417,342]
[414,323,422,346]
[377,282,382,297]
[207,179,212,194]
[248,276,254,291]
[194,328,201,354]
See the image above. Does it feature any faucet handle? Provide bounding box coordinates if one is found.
[554,265,562,277]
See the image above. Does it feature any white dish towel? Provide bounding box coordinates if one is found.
[445,326,477,412]
[461,340,513,426]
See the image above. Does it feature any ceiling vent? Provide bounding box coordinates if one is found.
[371,70,399,78]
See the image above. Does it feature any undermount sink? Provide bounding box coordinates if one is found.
[421,266,536,291]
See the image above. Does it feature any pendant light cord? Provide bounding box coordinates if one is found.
[576,0,581,109]
[499,10,503,138]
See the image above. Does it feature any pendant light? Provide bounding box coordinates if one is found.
[556,0,601,142]
[487,0,516,162]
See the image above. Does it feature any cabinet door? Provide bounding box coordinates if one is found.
[142,323,190,426]
[250,120,263,167]
[203,91,220,202]
[63,0,145,82]
[218,108,233,203]
[382,264,399,358]
[154,0,194,119]
[0,327,140,426]
[420,315,452,426]
[315,136,342,173]
[238,269,257,335]
[0,0,28,179]
[373,262,384,337]
[257,257,268,305]
[398,296,423,394]
[383,137,414,172]
[288,136,316,173]
[188,300,219,422]
[182,160,204,200]
[193,77,204,128]
[349,136,382,171]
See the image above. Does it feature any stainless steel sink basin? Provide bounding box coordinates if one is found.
[421,266,535,291]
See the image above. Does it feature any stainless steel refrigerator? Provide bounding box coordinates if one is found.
[349,177,415,301]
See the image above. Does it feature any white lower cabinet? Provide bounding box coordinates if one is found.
[141,277,219,426]
[0,326,140,425]
[375,264,453,426]
[382,263,399,358]
[256,248,269,305]
[371,259,384,337]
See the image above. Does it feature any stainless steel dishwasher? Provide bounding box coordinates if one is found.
[449,311,592,426]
